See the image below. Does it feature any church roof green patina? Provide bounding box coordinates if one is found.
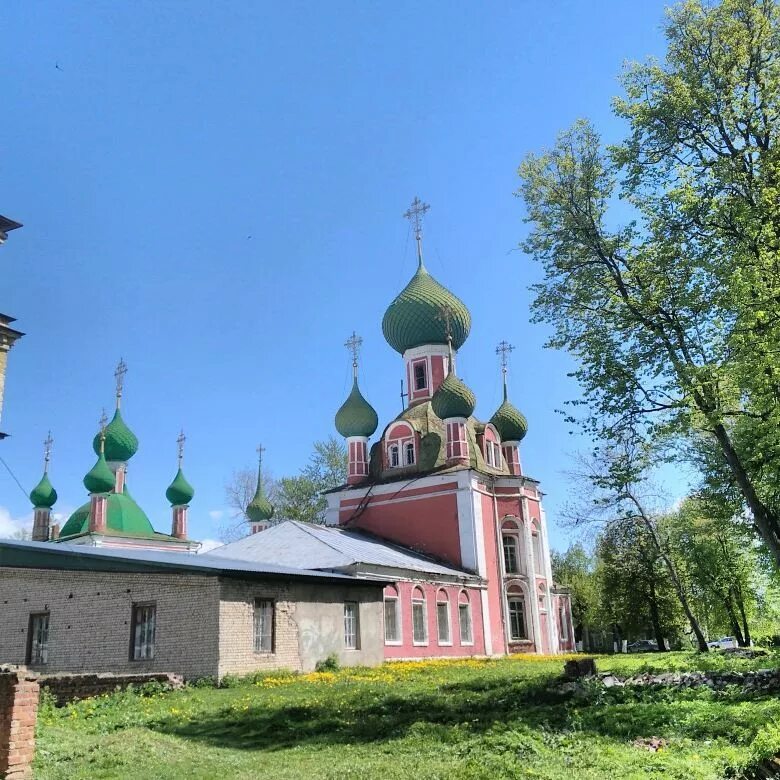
[30,472,57,509]
[431,372,476,420]
[166,467,195,506]
[59,489,158,539]
[335,378,379,438]
[490,389,529,442]
[92,408,138,462]
[83,452,116,494]
[381,261,471,355]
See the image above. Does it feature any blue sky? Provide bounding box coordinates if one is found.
[0,1,672,549]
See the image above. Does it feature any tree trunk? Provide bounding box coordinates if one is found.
[725,597,746,647]
[733,584,752,646]
[647,578,668,651]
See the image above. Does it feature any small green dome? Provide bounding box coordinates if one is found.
[382,263,471,354]
[60,490,156,539]
[247,480,273,524]
[166,467,195,506]
[335,378,379,438]
[431,372,476,420]
[83,451,116,494]
[30,472,57,509]
[92,408,138,462]
[490,394,528,442]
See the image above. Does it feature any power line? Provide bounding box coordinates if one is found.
[0,455,30,502]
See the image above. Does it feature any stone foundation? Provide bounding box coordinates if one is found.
[41,672,184,706]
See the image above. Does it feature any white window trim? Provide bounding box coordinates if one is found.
[344,601,360,650]
[507,595,529,642]
[412,358,428,391]
[254,598,275,655]
[383,596,403,646]
[458,601,474,646]
[411,596,428,646]
[436,599,452,646]
[501,532,522,575]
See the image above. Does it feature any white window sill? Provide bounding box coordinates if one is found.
[412,641,429,647]
[437,641,453,647]
[384,640,403,646]
[460,641,474,647]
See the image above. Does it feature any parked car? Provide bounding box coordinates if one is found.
[627,639,658,653]
[707,636,738,650]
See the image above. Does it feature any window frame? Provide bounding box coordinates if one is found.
[130,602,157,661]
[436,592,451,646]
[411,589,428,646]
[26,612,50,666]
[254,598,275,654]
[502,533,520,574]
[413,359,428,391]
[458,601,473,646]
[559,603,569,642]
[507,596,528,642]
[383,593,402,645]
[344,601,360,650]
[404,441,415,466]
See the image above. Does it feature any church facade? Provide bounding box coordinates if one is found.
[325,198,574,657]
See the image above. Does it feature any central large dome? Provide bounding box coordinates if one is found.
[382,263,471,354]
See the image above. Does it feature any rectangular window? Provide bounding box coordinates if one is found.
[436,602,451,644]
[254,599,274,653]
[459,603,473,644]
[344,602,359,649]
[405,442,415,465]
[27,613,50,665]
[559,605,569,641]
[130,603,156,661]
[508,598,527,641]
[390,445,400,467]
[532,532,542,571]
[412,601,427,644]
[502,534,519,574]
[384,598,400,643]
[413,361,427,390]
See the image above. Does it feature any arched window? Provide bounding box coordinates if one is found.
[386,423,415,469]
[501,518,524,575]
[383,585,401,644]
[537,582,548,613]
[483,424,502,468]
[436,590,451,645]
[506,583,529,642]
[411,586,428,645]
[458,590,473,645]
[531,526,543,572]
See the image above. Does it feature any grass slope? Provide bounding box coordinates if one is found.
[35,652,780,779]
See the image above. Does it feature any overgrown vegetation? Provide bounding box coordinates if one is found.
[35,653,780,779]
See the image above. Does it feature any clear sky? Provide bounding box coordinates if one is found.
[0,0,672,550]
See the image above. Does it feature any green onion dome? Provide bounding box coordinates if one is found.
[335,378,379,438]
[382,261,471,354]
[490,390,528,442]
[30,472,57,509]
[83,451,116,494]
[246,481,274,524]
[431,372,476,420]
[92,408,138,462]
[166,468,195,506]
[60,490,156,539]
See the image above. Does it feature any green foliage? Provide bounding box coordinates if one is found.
[314,653,341,672]
[34,653,780,779]
[551,543,599,633]
[517,0,780,565]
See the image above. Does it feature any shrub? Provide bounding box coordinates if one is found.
[315,653,340,672]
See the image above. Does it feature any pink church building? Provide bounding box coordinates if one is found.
[322,199,574,658]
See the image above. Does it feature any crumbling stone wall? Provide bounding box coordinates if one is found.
[0,668,39,780]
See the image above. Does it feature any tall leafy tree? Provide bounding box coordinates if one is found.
[551,543,599,644]
[517,0,780,565]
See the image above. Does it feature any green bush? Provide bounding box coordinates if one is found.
[314,653,340,672]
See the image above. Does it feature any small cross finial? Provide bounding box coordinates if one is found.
[98,409,108,454]
[403,196,430,266]
[43,431,54,473]
[256,443,266,469]
[496,340,515,397]
[344,331,363,379]
[114,358,128,408]
[177,429,186,467]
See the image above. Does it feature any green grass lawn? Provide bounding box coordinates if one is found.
[34,652,780,779]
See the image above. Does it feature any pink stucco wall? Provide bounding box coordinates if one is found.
[382,581,486,659]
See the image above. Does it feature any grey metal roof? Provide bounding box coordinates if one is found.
[0,538,382,585]
[210,521,476,579]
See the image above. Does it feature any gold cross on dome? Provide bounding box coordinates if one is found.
[114,358,128,404]
[344,331,363,376]
[256,443,266,468]
[177,429,186,466]
[496,340,515,374]
[403,196,430,241]
[43,430,54,472]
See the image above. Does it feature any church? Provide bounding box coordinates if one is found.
[0,198,573,679]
